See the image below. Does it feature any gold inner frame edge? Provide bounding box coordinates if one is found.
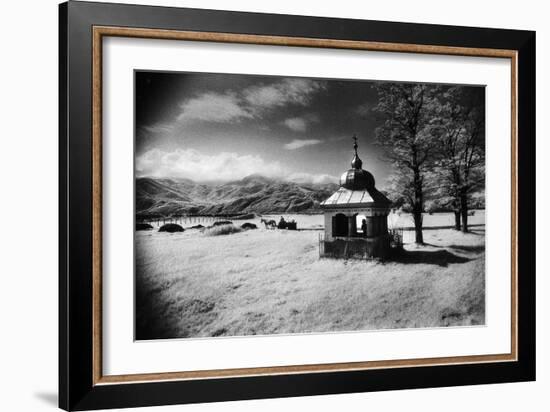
[91,25,518,386]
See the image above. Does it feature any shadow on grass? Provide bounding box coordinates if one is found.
[390,248,471,267]
[468,228,486,236]
[448,244,485,253]
[402,223,485,231]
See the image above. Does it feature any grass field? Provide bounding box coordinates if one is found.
[135,212,485,340]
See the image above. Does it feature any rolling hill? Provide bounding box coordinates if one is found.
[136,175,339,216]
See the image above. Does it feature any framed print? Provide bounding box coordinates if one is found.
[59,1,535,410]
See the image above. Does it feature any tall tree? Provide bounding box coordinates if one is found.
[373,83,439,244]
[431,87,485,232]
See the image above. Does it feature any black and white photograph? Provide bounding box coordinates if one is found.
[1,0,542,410]
[135,71,486,340]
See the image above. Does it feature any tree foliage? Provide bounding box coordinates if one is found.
[372,83,485,238]
[373,83,441,243]
[430,87,485,231]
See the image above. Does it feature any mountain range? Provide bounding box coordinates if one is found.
[136,174,339,216]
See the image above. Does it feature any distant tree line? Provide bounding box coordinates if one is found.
[371,83,485,244]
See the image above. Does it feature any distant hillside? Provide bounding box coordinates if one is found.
[136,175,339,216]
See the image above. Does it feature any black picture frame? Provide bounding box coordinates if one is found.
[59,1,536,410]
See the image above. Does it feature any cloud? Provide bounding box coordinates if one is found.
[355,102,373,116]
[136,148,337,184]
[283,117,308,132]
[149,78,326,129]
[243,78,326,110]
[282,113,320,132]
[136,148,286,182]
[177,92,253,123]
[283,139,322,150]
[287,172,338,185]
[142,122,174,134]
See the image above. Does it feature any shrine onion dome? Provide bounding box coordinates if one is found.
[321,135,391,209]
[339,137,375,190]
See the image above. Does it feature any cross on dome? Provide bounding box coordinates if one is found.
[351,134,363,170]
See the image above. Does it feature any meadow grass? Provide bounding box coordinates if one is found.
[135,222,485,340]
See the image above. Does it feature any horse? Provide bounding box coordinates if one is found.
[260,218,277,229]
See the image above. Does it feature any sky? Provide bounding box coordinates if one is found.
[135,70,392,186]
[134,71,480,188]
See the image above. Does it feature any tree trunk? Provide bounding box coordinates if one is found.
[413,211,423,244]
[413,166,424,244]
[460,190,468,233]
[454,210,461,231]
